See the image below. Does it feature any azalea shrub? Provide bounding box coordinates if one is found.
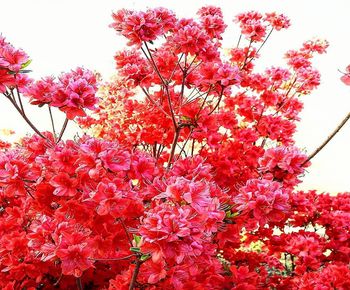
[0,6,349,290]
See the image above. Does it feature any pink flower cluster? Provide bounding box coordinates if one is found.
[234,178,290,226]
[24,67,98,119]
[0,35,31,93]
[235,12,290,42]
[110,8,176,46]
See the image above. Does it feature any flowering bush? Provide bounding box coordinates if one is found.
[0,6,349,290]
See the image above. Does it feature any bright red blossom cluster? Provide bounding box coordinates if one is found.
[24,67,98,119]
[0,5,349,290]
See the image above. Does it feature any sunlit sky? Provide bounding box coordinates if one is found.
[0,0,349,193]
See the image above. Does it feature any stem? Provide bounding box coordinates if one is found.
[167,128,181,169]
[142,42,178,129]
[56,118,69,143]
[4,92,47,139]
[273,76,298,116]
[302,112,350,166]
[245,27,274,67]
[187,60,202,76]
[208,86,225,115]
[256,28,274,55]
[236,34,242,48]
[15,86,25,114]
[142,42,167,85]
[129,259,142,290]
[168,53,184,82]
[89,254,136,261]
[240,39,253,70]
[191,139,195,156]
[141,87,171,118]
[176,128,193,160]
[76,277,83,290]
[118,218,133,247]
[48,105,57,138]
[196,86,213,117]
[179,55,187,106]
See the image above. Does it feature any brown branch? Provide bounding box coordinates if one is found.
[129,259,142,290]
[208,86,225,115]
[76,277,83,290]
[302,112,350,166]
[118,218,133,247]
[56,117,69,143]
[4,92,47,139]
[15,86,25,114]
[48,105,57,139]
[142,42,178,130]
[89,254,136,262]
[176,128,194,161]
[167,128,181,169]
[141,87,171,118]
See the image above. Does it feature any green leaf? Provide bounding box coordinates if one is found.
[130,247,140,253]
[140,254,151,262]
[133,234,142,246]
[21,59,32,69]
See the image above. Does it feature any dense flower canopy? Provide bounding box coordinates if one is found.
[0,5,349,290]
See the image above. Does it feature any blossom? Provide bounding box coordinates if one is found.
[49,172,78,197]
[234,179,290,225]
[340,64,350,85]
[0,41,29,72]
[264,12,291,30]
[99,148,131,172]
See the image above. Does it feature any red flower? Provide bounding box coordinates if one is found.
[99,148,131,172]
[341,65,350,85]
[56,243,93,277]
[49,172,78,197]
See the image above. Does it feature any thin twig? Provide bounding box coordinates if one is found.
[245,27,274,67]
[208,86,225,115]
[141,87,171,118]
[48,105,57,138]
[89,254,136,262]
[142,42,178,129]
[236,34,242,48]
[176,128,193,160]
[302,112,350,166]
[167,128,181,169]
[56,118,69,143]
[15,86,25,114]
[118,218,133,247]
[4,92,47,139]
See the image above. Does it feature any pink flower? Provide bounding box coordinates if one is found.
[140,204,192,243]
[0,68,15,93]
[172,20,210,55]
[0,44,29,72]
[99,148,131,172]
[264,12,291,31]
[49,172,78,197]
[198,6,227,39]
[340,65,350,85]
[234,179,290,225]
[56,243,93,277]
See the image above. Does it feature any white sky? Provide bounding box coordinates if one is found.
[0,0,349,193]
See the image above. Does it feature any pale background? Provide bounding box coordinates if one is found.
[0,0,349,193]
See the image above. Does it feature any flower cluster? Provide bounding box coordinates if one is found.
[0,35,31,93]
[24,67,98,119]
